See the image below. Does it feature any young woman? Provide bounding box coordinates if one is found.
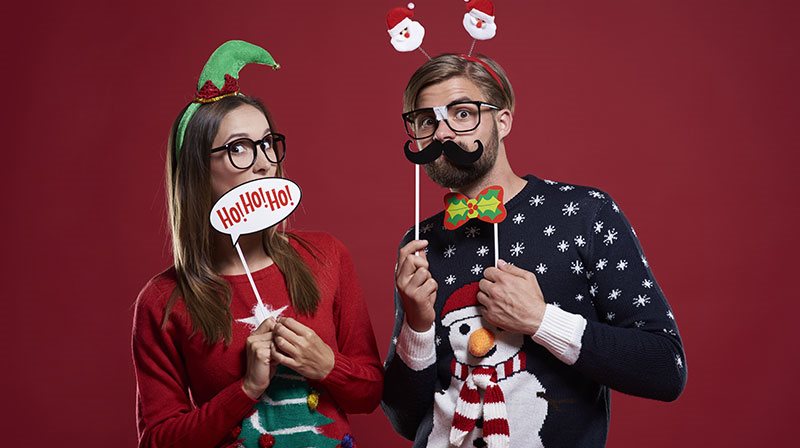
[132,41,383,448]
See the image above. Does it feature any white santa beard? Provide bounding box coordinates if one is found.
[390,21,425,52]
[463,13,497,40]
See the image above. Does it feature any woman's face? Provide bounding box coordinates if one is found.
[209,104,278,199]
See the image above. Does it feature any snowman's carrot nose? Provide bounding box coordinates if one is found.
[468,327,495,357]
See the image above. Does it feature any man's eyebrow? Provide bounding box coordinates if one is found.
[447,97,475,105]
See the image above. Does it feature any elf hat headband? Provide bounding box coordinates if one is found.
[175,40,280,155]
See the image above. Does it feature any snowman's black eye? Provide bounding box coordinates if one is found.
[459,323,470,335]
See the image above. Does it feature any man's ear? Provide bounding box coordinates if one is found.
[496,109,513,140]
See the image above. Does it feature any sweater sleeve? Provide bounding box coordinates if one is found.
[131,281,257,448]
[315,238,384,414]
[381,231,438,441]
[571,198,687,402]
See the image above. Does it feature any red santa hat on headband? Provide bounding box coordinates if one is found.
[463,0,497,40]
[387,3,426,52]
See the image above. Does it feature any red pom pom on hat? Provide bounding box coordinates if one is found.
[386,3,416,31]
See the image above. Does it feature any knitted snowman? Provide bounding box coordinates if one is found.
[427,282,548,448]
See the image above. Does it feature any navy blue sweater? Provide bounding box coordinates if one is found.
[382,174,686,447]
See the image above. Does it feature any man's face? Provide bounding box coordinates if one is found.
[414,77,499,189]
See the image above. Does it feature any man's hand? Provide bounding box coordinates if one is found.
[395,240,437,332]
[478,259,547,335]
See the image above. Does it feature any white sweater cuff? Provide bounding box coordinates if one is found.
[396,320,436,371]
[531,304,587,365]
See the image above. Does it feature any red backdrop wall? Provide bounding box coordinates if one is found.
[2,0,798,446]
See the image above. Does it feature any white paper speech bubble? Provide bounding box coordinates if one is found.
[210,178,301,245]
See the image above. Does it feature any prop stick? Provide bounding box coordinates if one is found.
[467,39,477,56]
[210,178,302,328]
[494,222,499,267]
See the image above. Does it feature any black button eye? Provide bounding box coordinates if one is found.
[459,323,470,335]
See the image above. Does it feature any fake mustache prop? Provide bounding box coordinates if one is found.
[404,139,484,167]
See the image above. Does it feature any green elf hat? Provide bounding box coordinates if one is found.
[175,40,280,155]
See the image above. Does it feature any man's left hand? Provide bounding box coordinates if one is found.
[478,259,547,335]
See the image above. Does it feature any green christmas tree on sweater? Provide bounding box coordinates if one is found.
[239,365,340,448]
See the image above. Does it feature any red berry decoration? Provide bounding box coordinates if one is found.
[259,433,275,448]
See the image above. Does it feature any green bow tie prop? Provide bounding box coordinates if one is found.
[175,40,280,155]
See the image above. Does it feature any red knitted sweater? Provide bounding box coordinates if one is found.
[132,231,383,447]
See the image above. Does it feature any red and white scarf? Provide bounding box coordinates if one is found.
[449,352,527,448]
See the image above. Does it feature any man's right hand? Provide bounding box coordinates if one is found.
[395,240,437,332]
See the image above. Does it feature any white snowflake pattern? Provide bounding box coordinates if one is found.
[465,226,480,238]
[570,260,584,275]
[593,221,604,234]
[552,302,561,308]
[606,312,616,321]
[420,222,434,234]
[575,294,584,302]
[471,264,484,275]
[544,179,558,185]
[510,241,526,257]
[588,190,605,199]
[435,335,442,346]
[543,225,556,236]
[445,274,456,285]
[596,258,608,270]
[530,195,545,207]
[444,245,456,258]
[557,240,570,252]
[675,354,684,368]
[642,279,654,288]
[608,289,622,300]
[512,213,526,224]
[589,284,599,297]
[574,235,587,247]
[535,263,548,274]
[603,228,618,245]
[642,255,649,267]
[634,321,646,328]
[667,310,675,320]
[616,259,628,271]
[664,328,678,336]
[633,294,651,307]
[392,336,398,344]
[559,185,575,191]
[612,202,620,213]
[476,246,489,257]
[586,270,594,279]
[562,201,580,216]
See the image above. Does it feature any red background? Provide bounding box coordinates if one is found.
[3,0,798,446]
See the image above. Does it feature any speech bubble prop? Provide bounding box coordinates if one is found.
[210,177,302,330]
[211,178,301,246]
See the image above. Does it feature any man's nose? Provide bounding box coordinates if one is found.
[433,119,456,141]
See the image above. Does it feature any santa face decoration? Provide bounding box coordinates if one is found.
[463,0,497,40]
[389,17,426,52]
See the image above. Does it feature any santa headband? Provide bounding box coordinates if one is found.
[175,40,281,155]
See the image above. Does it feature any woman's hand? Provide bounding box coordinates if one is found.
[242,318,277,399]
[271,317,335,380]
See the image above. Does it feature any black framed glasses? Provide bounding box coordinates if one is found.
[402,101,500,140]
[210,133,286,170]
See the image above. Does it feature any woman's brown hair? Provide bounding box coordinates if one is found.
[164,95,320,344]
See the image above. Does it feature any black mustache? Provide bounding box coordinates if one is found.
[403,139,484,167]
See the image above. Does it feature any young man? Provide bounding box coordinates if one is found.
[382,54,686,447]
